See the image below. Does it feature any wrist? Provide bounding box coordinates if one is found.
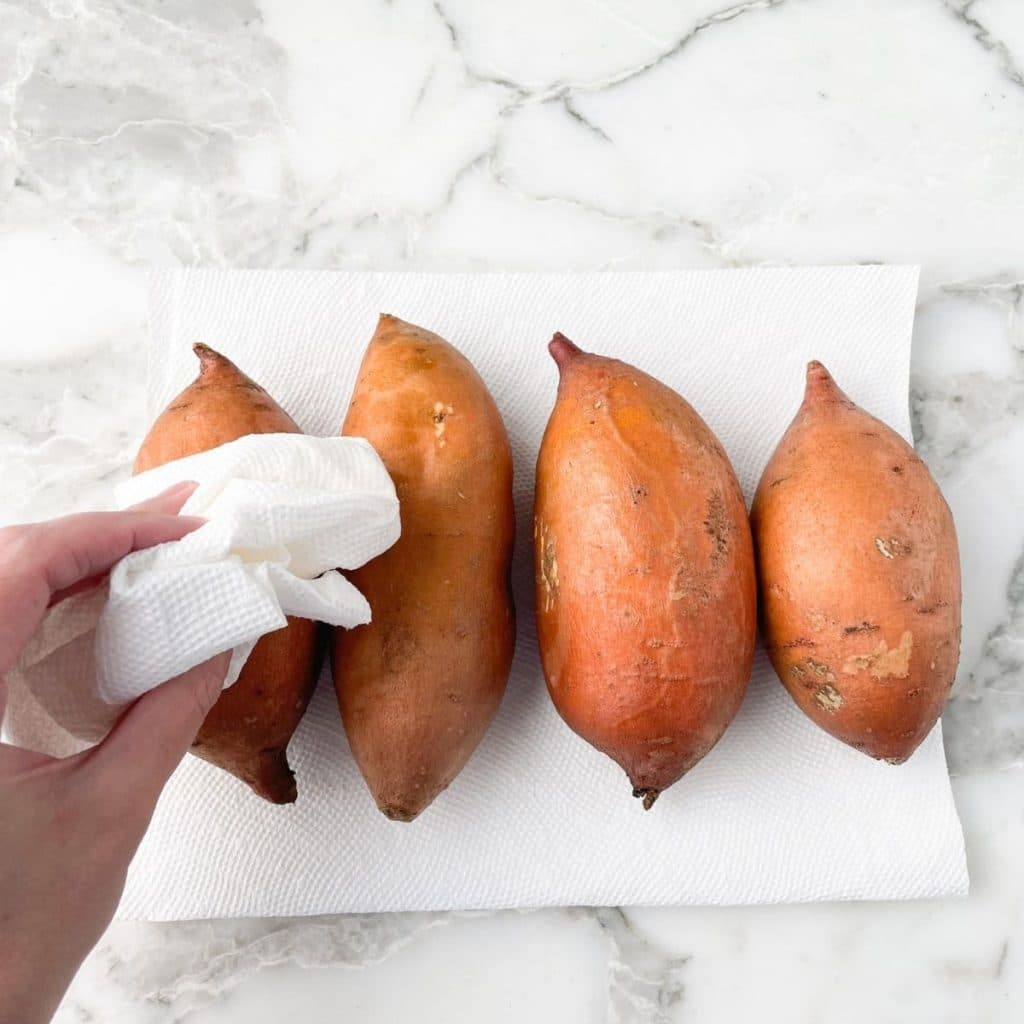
[0,928,88,1024]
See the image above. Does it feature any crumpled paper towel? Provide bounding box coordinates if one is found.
[43,268,976,918]
[6,433,399,750]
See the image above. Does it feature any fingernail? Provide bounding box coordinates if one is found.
[177,515,207,530]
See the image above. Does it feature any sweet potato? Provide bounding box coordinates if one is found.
[534,334,757,808]
[135,344,321,803]
[750,361,961,762]
[332,315,515,822]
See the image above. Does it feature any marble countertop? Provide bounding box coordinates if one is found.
[2,0,1023,1020]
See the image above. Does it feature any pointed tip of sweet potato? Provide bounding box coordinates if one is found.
[803,360,853,408]
[549,332,585,372]
[192,341,225,365]
[191,343,246,385]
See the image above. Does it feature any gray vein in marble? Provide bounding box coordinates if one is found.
[944,0,1024,89]
[573,0,673,49]
[431,0,531,99]
[912,375,1024,474]
[113,0,266,39]
[909,279,1024,773]
[402,113,725,266]
[0,0,289,263]
[997,939,1010,978]
[100,914,450,1021]
[942,278,1024,347]
[431,0,459,49]
[433,0,787,107]
[489,152,727,260]
[570,0,788,99]
[57,907,701,1021]
[394,26,736,266]
[74,908,691,1021]
[944,546,1024,774]
[588,908,689,1023]
[36,116,261,149]
[409,144,501,254]
[0,340,147,523]
[412,62,438,112]
[0,15,39,145]
[560,96,612,143]
[941,937,1013,983]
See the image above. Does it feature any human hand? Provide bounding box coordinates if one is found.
[0,482,230,1024]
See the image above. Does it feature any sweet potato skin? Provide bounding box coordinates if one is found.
[534,335,757,807]
[332,315,515,822]
[135,344,321,803]
[750,361,961,763]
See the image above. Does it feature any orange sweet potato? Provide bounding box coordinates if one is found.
[534,335,757,808]
[332,315,515,822]
[750,361,961,762]
[135,344,322,803]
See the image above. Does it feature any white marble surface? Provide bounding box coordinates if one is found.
[1,0,1023,1019]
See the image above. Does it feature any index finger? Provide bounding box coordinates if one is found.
[46,483,203,607]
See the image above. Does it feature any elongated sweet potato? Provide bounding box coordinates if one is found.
[135,344,321,803]
[750,361,961,762]
[332,315,515,822]
[534,334,757,808]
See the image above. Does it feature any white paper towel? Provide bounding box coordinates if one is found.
[6,434,399,748]
[116,267,965,919]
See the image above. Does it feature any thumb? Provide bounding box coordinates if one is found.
[88,651,231,804]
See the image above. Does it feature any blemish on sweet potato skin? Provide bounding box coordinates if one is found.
[537,520,559,613]
[814,683,844,712]
[875,536,913,559]
[843,621,880,635]
[841,631,914,679]
[750,361,961,763]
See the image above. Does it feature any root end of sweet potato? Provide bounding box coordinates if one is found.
[632,787,661,811]
[380,802,420,823]
[246,751,298,804]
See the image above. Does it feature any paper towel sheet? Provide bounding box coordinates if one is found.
[117,267,966,919]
